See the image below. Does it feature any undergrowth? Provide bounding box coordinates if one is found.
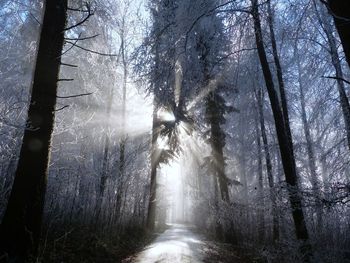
[38,225,152,263]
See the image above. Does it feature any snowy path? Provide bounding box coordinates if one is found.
[131,224,204,263]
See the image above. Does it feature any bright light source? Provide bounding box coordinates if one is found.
[157,136,169,149]
[158,108,176,122]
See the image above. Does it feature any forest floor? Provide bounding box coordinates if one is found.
[40,224,261,262]
[122,224,254,263]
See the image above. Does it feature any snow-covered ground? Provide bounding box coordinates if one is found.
[132,224,204,263]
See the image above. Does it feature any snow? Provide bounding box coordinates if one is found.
[132,224,204,263]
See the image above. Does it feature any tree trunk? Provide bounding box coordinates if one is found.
[256,86,279,242]
[267,0,293,148]
[295,48,323,232]
[317,3,350,151]
[238,112,249,203]
[0,0,67,261]
[206,91,230,202]
[213,175,224,239]
[251,0,312,260]
[328,0,350,70]
[95,84,114,226]
[202,52,230,202]
[255,110,265,243]
[115,32,128,225]
[146,103,160,231]
[146,30,162,230]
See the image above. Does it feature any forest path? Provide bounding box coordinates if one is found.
[130,224,204,263]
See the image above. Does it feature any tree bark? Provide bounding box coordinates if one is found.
[317,3,350,151]
[251,0,312,260]
[0,0,67,261]
[267,0,293,148]
[146,103,160,231]
[95,82,114,226]
[205,91,230,202]
[328,0,350,70]
[255,110,265,243]
[115,28,128,225]
[202,48,230,202]
[255,86,279,242]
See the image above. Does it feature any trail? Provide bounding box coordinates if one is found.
[131,224,204,263]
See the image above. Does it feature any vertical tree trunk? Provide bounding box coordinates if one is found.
[317,3,350,151]
[256,86,279,242]
[255,111,265,243]
[267,0,293,147]
[203,53,230,202]
[251,0,312,260]
[0,0,67,261]
[295,49,323,231]
[205,91,230,202]
[327,0,350,69]
[213,175,224,239]
[146,103,160,231]
[95,84,114,226]
[115,30,128,225]
[238,112,249,203]
[146,31,161,231]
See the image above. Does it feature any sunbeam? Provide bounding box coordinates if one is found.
[157,107,176,122]
[2,0,349,262]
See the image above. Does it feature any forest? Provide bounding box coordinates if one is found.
[0,0,349,262]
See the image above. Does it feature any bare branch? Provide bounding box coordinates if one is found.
[323,75,350,85]
[185,1,251,50]
[56,92,94,99]
[54,105,70,112]
[65,4,94,31]
[65,41,119,57]
[58,78,74,82]
[29,12,41,25]
[67,7,90,13]
[216,48,257,64]
[61,33,81,56]
[319,0,328,6]
[61,63,78,68]
[65,34,99,41]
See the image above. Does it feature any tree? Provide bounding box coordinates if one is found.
[315,1,350,151]
[255,107,265,243]
[255,85,279,242]
[327,0,350,70]
[0,0,67,261]
[205,89,231,202]
[114,0,132,226]
[295,43,323,231]
[250,0,312,260]
[187,0,231,203]
[144,0,177,230]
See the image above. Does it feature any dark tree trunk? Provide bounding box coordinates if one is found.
[205,91,230,202]
[256,86,279,242]
[95,85,114,226]
[202,50,229,202]
[115,36,128,225]
[146,32,162,231]
[251,0,312,260]
[267,0,293,147]
[328,0,350,69]
[255,110,265,243]
[0,0,67,261]
[318,3,350,151]
[146,104,160,231]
